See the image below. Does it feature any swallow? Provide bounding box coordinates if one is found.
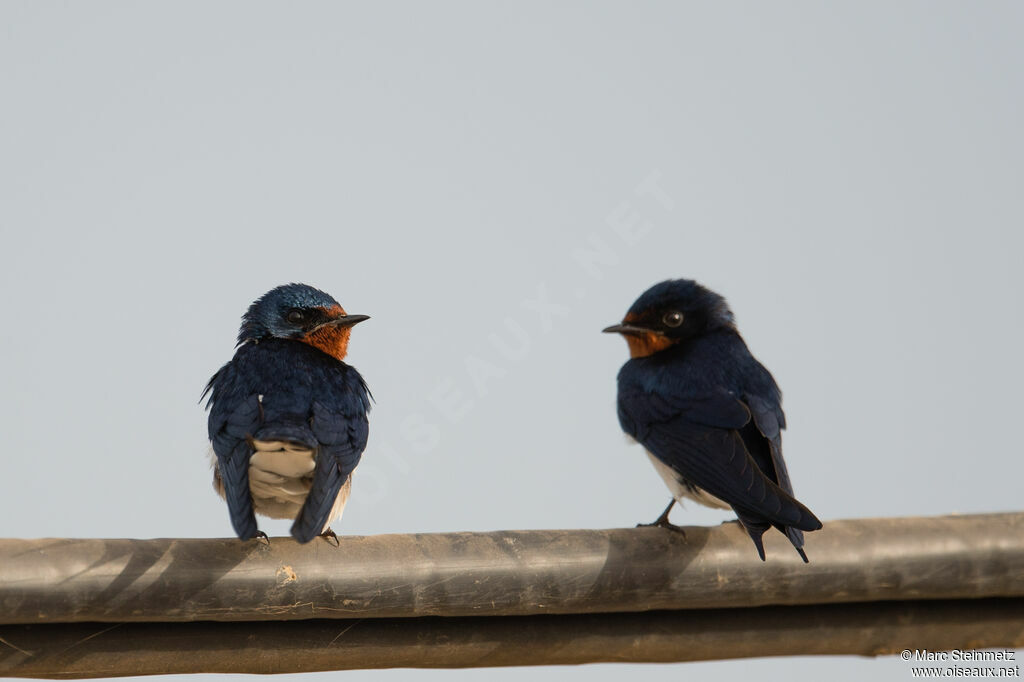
[203,283,371,544]
[604,279,821,561]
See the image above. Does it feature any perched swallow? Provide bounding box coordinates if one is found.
[203,283,371,543]
[604,279,821,561]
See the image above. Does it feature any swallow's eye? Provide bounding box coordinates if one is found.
[662,311,684,328]
[286,310,305,325]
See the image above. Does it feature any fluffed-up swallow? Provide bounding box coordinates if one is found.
[203,283,371,543]
[604,279,821,561]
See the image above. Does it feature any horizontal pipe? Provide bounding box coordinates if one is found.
[2,599,1023,678]
[1,513,1022,624]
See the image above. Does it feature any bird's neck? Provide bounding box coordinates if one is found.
[626,332,674,358]
[300,326,350,362]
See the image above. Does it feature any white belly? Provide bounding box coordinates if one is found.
[646,450,732,511]
[212,440,353,533]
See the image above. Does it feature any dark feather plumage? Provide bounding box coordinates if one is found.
[609,279,821,561]
[206,338,371,542]
[204,284,371,543]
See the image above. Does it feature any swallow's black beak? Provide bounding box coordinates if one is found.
[327,314,370,330]
[602,323,649,336]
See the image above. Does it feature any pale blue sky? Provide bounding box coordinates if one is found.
[2,2,1022,680]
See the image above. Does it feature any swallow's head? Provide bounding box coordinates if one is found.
[238,283,369,361]
[603,279,735,358]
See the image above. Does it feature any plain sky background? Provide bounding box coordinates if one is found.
[2,2,1022,680]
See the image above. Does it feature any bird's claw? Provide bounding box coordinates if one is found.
[636,499,685,536]
[637,519,687,538]
[320,528,340,547]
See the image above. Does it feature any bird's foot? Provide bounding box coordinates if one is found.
[320,528,340,547]
[637,519,687,537]
[255,530,271,546]
[636,499,685,536]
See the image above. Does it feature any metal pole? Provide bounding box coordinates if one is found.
[2,599,1023,677]
[2,513,1023,624]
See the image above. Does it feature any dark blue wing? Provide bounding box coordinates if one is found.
[644,413,819,530]
[618,389,751,438]
[618,384,819,532]
[745,392,793,495]
[206,368,261,540]
[290,388,371,543]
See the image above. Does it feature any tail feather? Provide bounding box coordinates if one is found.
[219,441,259,540]
[737,510,819,563]
[291,453,346,544]
[784,525,810,563]
[735,511,769,562]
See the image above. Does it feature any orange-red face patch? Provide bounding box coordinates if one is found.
[300,306,351,361]
[619,312,674,357]
[625,331,673,358]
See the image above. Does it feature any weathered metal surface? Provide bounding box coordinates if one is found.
[1,599,1022,678]
[1,513,1022,624]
